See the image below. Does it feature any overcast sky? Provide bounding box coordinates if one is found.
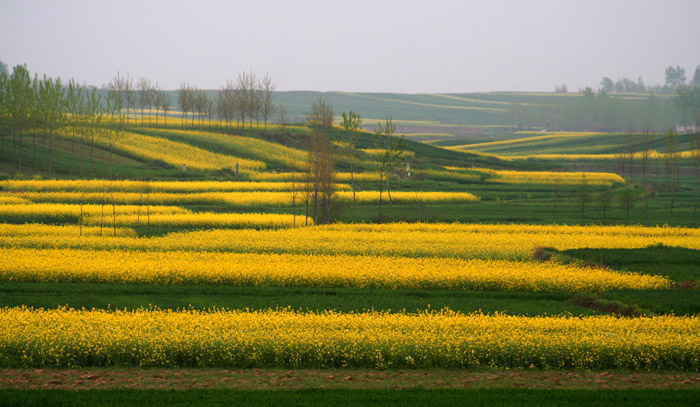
[2,0,699,93]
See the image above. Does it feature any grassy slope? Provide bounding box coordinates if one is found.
[452,132,699,155]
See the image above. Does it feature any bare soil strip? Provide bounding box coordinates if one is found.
[1,369,699,390]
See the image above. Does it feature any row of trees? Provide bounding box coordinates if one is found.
[170,72,279,132]
[0,64,287,177]
[580,129,700,227]
[573,65,700,95]
[0,64,118,177]
[509,84,700,132]
[1,64,411,227]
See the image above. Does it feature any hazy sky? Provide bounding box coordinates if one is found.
[2,0,699,93]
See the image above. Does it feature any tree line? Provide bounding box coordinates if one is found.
[509,86,700,132]
[0,64,287,177]
[0,63,411,227]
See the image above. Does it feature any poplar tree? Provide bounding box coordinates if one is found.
[375,116,404,223]
[306,97,334,225]
[8,64,34,173]
[341,110,362,223]
[260,73,276,133]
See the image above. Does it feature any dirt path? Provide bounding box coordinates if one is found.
[1,368,699,390]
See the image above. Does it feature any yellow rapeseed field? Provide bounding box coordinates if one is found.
[0,180,351,192]
[0,203,189,218]
[0,248,667,291]
[81,213,310,229]
[2,223,698,260]
[149,128,308,170]
[1,307,697,369]
[87,130,265,172]
[469,168,625,185]
[0,223,136,237]
[13,190,478,206]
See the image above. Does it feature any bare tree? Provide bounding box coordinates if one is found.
[192,88,208,127]
[137,77,152,126]
[235,72,257,130]
[157,89,170,128]
[597,183,614,225]
[177,83,192,128]
[0,73,7,165]
[663,128,681,225]
[306,97,335,225]
[375,116,404,223]
[7,64,34,173]
[260,73,276,133]
[108,72,128,179]
[85,86,102,177]
[639,128,653,226]
[217,81,237,131]
[577,173,591,225]
[277,104,290,129]
[619,186,636,225]
[38,75,65,177]
[65,79,83,177]
[341,110,362,223]
[123,74,134,125]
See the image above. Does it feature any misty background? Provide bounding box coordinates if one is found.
[2,0,699,93]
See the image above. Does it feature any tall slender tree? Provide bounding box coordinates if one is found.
[8,64,34,173]
[260,73,276,133]
[341,110,362,223]
[65,79,84,177]
[177,83,192,128]
[306,97,335,225]
[137,77,152,126]
[375,116,404,223]
[663,128,681,225]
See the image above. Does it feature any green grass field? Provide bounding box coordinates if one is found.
[2,388,700,407]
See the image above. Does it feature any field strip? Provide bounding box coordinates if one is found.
[0,180,350,193]
[1,308,698,369]
[6,190,478,206]
[335,92,507,112]
[0,248,669,291]
[2,223,699,259]
[1,368,699,390]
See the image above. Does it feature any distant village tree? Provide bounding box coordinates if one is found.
[665,66,686,88]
